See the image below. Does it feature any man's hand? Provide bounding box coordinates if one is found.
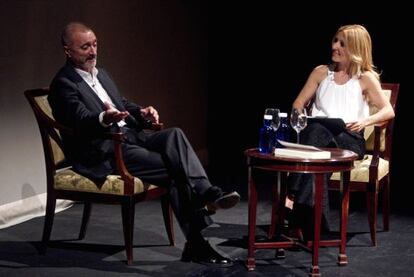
[140,106,159,123]
[103,102,129,125]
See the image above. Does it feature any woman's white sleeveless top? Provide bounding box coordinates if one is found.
[311,70,369,123]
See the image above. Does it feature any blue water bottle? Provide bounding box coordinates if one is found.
[259,113,276,153]
[275,112,291,148]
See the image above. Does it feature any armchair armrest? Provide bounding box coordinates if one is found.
[371,123,387,157]
[110,122,164,194]
[368,123,388,183]
[110,131,135,194]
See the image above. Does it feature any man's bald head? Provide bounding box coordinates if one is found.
[61,22,92,47]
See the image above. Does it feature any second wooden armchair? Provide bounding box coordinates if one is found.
[330,83,400,246]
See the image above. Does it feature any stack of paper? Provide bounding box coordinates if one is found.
[274,140,331,159]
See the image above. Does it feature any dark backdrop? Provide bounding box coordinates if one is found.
[0,1,411,213]
[207,4,411,212]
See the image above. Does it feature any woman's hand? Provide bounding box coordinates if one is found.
[346,120,366,133]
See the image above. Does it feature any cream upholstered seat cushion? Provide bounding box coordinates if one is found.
[55,168,158,195]
[331,155,389,182]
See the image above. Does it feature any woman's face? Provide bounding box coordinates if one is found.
[331,32,349,64]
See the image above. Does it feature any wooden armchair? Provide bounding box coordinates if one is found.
[24,88,175,265]
[329,83,400,246]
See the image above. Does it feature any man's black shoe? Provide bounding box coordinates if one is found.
[203,187,240,211]
[181,239,234,267]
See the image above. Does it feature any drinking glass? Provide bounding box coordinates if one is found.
[290,108,307,143]
[265,108,281,131]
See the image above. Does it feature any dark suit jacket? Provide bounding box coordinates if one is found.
[48,63,142,181]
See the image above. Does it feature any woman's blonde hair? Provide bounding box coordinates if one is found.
[336,24,379,79]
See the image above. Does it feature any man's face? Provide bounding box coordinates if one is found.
[64,30,97,72]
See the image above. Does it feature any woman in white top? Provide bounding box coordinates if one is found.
[288,24,395,240]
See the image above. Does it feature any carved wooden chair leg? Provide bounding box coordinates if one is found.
[161,195,175,246]
[366,182,379,246]
[382,178,390,231]
[122,197,135,265]
[78,202,92,240]
[41,194,57,253]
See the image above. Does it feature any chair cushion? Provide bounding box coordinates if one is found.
[54,168,158,195]
[330,154,389,182]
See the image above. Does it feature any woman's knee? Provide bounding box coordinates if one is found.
[301,123,332,146]
[335,132,365,157]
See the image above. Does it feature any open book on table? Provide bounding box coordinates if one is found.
[273,140,331,159]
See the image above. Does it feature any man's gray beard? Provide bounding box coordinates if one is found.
[85,59,97,72]
[90,58,97,68]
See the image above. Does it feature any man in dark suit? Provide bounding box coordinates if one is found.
[48,22,240,266]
